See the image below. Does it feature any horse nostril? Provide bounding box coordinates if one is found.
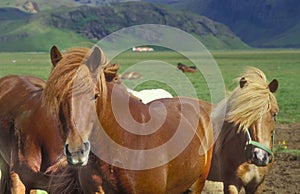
[64,144,71,156]
[263,153,271,163]
[83,141,90,151]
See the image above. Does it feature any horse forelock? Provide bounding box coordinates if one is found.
[42,46,118,113]
[224,67,278,132]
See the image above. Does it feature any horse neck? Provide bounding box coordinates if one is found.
[96,81,152,144]
[212,100,246,154]
[98,81,132,121]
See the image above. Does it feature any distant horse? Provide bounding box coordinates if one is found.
[120,71,142,80]
[207,67,279,194]
[0,46,67,193]
[44,46,214,194]
[177,63,197,73]
[127,88,173,104]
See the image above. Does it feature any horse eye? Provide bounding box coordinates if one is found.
[92,93,100,101]
[272,113,277,121]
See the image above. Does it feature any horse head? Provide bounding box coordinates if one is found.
[226,67,279,167]
[45,46,108,166]
[242,77,279,166]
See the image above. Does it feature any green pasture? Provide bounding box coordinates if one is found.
[0,49,299,123]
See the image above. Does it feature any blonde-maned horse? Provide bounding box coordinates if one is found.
[43,45,214,194]
[207,67,279,194]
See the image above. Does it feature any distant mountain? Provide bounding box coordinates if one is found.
[144,0,300,48]
[0,1,249,51]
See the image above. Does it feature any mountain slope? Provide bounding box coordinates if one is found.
[145,0,300,48]
[51,2,249,50]
[0,2,249,51]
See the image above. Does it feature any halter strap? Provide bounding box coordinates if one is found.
[245,128,274,157]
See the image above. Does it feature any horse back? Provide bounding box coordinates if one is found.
[0,75,45,111]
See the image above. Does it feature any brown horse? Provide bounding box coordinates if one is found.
[0,46,74,194]
[44,46,214,194]
[207,67,279,194]
[177,63,197,73]
[120,71,142,80]
[0,77,64,193]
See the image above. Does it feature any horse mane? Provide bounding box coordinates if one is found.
[42,46,120,113]
[212,67,278,152]
[215,67,278,133]
[226,67,278,131]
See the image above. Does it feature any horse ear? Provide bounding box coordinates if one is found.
[239,77,247,88]
[85,47,102,73]
[269,79,278,93]
[50,45,62,67]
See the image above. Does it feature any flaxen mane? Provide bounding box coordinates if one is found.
[42,46,120,113]
[212,67,278,152]
[225,67,278,131]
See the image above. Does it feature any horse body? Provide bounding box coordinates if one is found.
[91,83,212,194]
[208,123,273,193]
[207,67,279,194]
[0,75,64,193]
[45,46,214,194]
[177,63,197,73]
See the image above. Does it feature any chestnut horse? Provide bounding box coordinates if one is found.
[0,46,77,194]
[0,76,64,193]
[43,46,214,194]
[207,67,279,194]
[177,63,197,73]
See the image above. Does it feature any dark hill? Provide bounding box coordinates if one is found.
[0,1,249,51]
[144,0,300,48]
[47,2,248,49]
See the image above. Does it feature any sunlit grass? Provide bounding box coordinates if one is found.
[0,49,299,123]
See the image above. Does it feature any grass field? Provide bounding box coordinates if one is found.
[0,49,299,123]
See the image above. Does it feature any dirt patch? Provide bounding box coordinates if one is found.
[203,123,300,194]
[264,123,300,194]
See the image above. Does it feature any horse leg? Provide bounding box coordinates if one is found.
[223,181,244,194]
[227,185,239,194]
[0,155,11,194]
[95,186,105,194]
[253,179,265,194]
[11,171,25,194]
[187,178,205,194]
[244,178,265,194]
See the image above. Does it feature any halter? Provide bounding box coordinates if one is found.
[245,128,275,157]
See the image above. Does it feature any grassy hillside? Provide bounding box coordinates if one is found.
[0,19,92,51]
[0,2,249,51]
[0,0,80,11]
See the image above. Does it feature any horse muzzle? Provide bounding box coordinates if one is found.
[64,141,91,166]
[245,145,273,166]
